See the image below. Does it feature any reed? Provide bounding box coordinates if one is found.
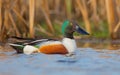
[114,22,120,33]
[105,0,119,39]
[0,0,2,33]
[75,0,91,34]
[0,0,120,42]
[29,0,35,38]
[90,0,100,29]
[40,0,54,33]
[65,0,72,19]
[9,12,20,36]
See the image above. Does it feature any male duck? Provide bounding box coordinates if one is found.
[9,20,89,55]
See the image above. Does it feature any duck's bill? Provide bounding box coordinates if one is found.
[76,26,89,35]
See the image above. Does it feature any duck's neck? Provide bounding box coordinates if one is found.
[64,27,74,39]
[64,32,74,39]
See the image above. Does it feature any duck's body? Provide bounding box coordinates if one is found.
[9,20,89,55]
[9,38,76,55]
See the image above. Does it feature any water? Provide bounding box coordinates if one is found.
[0,47,120,75]
[0,39,120,75]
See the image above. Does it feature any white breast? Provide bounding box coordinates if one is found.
[62,38,77,53]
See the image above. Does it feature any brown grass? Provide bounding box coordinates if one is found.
[105,0,119,39]
[29,0,35,38]
[0,0,120,42]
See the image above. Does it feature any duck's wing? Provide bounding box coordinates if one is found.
[10,36,57,45]
[9,37,58,53]
[23,39,57,45]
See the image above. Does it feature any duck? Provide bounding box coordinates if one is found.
[9,20,89,55]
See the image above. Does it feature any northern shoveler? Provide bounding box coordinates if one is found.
[9,20,89,55]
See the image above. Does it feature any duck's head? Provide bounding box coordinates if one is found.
[62,20,89,39]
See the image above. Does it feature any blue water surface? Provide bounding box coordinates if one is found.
[0,48,120,75]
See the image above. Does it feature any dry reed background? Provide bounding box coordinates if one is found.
[0,0,120,42]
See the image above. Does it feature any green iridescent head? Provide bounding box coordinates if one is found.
[61,20,89,38]
[62,20,70,35]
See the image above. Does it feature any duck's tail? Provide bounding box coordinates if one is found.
[9,43,24,53]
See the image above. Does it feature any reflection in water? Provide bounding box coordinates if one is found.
[57,59,77,63]
[76,39,120,50]
[57,56,77,64]
[108,39,120,50]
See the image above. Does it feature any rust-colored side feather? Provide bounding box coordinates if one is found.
[39,44,68,54]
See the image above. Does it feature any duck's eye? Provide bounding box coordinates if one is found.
[75,25,79,29]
